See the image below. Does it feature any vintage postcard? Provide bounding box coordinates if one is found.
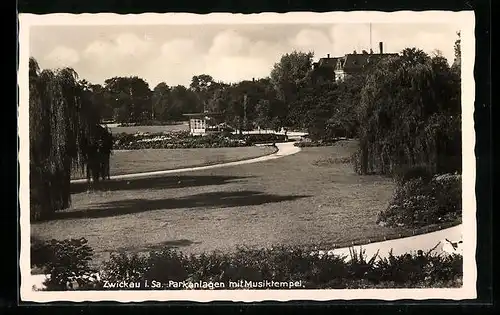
[18,11,476,302]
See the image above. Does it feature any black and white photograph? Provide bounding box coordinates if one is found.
[18,11,476,302]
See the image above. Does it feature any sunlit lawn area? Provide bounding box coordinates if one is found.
[108,123,189,135]
[71,146,277,179]
[32,140,415,266]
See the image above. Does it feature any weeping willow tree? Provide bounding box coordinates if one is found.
[29,57,109,221]
[355,47,461,176]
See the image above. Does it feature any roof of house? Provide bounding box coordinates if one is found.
[337,53,399,73]
[183,112,223,118]
[317,57,339,68]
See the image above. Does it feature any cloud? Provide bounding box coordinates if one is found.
[142,39,205,87]
[289,29,334,58]
[114,33,154,57]
[160,39,198,63]
[248,40,287,59]
[78,32,160,85]
[83,40,115,66]
[83,33,157,66]
[208,30,251,57]
[143,31,278,87]
[204,56,273,83]
[44,46,80,67]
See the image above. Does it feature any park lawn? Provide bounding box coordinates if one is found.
[71,146,277,179]
[32,140,420,266]
[108,123,189,135]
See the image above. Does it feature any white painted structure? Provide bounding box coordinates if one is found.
[183,112,222,136]
[188,117,207,136]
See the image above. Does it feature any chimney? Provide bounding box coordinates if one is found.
[327,53,330,58]
[379,42,383,54]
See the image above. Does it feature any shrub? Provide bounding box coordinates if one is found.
[393,165,434,185]
[377,173,462,228]
[294,140,338,147]
[243,134,287,145]
[36,238,97,290]
[313,156,353,166]
[36,240,463,290]
[101,252,150,284]
[31,237,53,269]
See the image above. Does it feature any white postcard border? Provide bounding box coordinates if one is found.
[18,11,477,302]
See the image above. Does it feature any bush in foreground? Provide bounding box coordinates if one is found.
[31,238,96,290]
[377,172,462,228]
[32,238,463,291]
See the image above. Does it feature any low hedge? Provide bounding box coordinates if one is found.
[243,134,287,145]
[377,172,462,228]
[294,140,338,148]
[32,238,463,291]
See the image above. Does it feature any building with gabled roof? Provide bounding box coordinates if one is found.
[313,42,399,82]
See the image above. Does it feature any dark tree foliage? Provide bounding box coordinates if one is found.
[355,48,461,175]
[29,58,111,221]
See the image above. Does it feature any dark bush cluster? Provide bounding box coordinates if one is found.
[243,133,287,145]
[294,140,338,148]
[32,238,463,291]
[377,172,462,228]
[31,238,97,290]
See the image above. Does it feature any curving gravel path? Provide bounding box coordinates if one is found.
[70,142,302,183]
[314,224,463,261]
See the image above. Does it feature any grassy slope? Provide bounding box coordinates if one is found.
[32,140,416,265]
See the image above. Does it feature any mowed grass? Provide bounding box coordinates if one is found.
[108,122,189,135]
[32,140,411,266]
[71,146,277,179]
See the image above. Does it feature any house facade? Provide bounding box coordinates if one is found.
[313,42,398,82]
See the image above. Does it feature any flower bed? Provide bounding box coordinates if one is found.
[32,238,462,291]
[112,131,287,150]
[377,173,462,228]
[113,131,248,150]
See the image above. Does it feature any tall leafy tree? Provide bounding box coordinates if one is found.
[29,57,108,221]
[356,48,461,175]
[189,74,217,112]
[152,82,172,121]
[270,51,314,129]
[452,31,461,74]
[169,85,200,115]
[104,76,152,123]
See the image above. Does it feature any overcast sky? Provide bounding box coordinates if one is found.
[30,23,459,88]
